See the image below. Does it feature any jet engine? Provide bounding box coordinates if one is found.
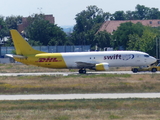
[95,63,109,71]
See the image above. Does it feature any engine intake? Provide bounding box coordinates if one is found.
[95,63,109,71]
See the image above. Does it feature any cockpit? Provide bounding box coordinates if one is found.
[143,54,156,65]
[144,55,149,57]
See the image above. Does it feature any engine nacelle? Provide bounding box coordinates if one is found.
[95,63,109,71]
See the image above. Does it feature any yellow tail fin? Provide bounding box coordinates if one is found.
[10,30,45,55]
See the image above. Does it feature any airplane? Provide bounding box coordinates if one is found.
[6,29,157,74]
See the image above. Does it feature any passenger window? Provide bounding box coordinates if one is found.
[144,55,149,57]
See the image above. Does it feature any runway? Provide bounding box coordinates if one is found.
[1,93,160,100]
[0,71,158,76]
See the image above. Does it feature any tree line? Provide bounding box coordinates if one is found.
[0,4,160,56]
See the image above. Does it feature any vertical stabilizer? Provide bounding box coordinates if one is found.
[10,30,45,55]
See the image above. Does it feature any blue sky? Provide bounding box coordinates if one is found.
[1,0,160,26]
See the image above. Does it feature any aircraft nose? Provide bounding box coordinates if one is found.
[150,56,157,64]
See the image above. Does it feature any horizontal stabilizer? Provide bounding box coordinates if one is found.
[5,54,27,59]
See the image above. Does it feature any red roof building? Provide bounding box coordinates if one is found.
[18,15,55,33]
[98,20,160,33]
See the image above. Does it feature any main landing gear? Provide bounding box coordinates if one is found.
[79,68,86,74]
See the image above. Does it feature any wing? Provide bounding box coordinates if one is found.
[76,62,95,68]
[76,62,110,71]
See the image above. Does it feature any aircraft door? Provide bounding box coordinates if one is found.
[135,54,141,66]
[143,55,150,65]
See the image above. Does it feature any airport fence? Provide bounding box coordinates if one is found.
[1,45,90,57]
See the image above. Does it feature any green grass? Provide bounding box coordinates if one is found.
[0,74,159,94]
[0,64,159,119]
[65,73,131,78]
[0,99,160,120]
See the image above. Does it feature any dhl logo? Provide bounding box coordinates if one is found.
[36,57,62,62]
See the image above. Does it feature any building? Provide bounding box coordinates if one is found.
[98,20,160,33]
[18,15,55,33]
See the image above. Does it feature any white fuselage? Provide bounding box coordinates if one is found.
[61,51,156,69]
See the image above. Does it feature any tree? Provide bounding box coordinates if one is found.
[148,8,160,19]
[133,4,160,20]
[112,11,126,20]
[94,31,111,49]
[128,26,158,56]
[5,16,22,30]
[25,14,67,46]
[110,5,160,20]
[125,11,135,20]
[112,22,144,50]
[4,16,22,46]
[127,34,141,50]
[71,5,110,48]
[134,4,150,20]
[0,16,8,40]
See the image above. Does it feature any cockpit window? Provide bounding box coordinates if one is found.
[144,55,149,57]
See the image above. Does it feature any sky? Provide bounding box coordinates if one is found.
[1,0,160,26]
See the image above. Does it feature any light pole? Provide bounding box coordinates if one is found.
[0,39,4,58]
[156,38,158,59]
[156,37,160,59]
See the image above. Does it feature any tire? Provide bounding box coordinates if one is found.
[79,70,83,74]
[132,68,138,73]
[82,70,86,74]
[79,69,86,74]
[151,68,157,72]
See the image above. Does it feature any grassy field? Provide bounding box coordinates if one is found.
[0,73,160,94]
[0,63,160,119]
[0,99,160,120]
[0,63,70,73]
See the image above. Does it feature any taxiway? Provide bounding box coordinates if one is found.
[0,71,158,76]
[0,93,160,100]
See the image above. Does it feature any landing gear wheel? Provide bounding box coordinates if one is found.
[82,70,86,74]
[79,70,83,74]
[151,68,157,72]
[132,68,138,73]
[79,69,86,74]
